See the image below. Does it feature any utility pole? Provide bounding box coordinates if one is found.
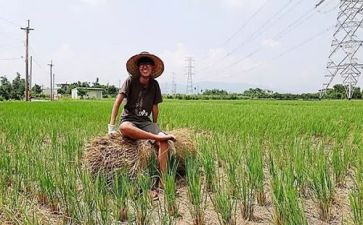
[29,56,32,100]
[48,60,54,101]
[185,57,195,94]
[319,0,363,99]
[21,19,34,102]
[53,73,55,100]
[171,72,176,96]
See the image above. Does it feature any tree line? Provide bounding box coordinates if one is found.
[0,76,119,100]
[1,75,362,101]
[165,85,363,100]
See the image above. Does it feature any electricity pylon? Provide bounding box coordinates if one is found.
[320,0,363,99]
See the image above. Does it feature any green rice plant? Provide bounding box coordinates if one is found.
[132,173,154,225]
[199,137,217,193]
[289,138,309,196]
[211,181,237,225]
[309,148,334,221]
[349,158,363,224]
[225,147,241,198]
[350,182,363,225]
[186,156,205,225]
[1,97,363,224]
[270,156,308,225]
[35,159,58,209]
[239,165,254,220]
[156,201,177,225]
[248,141,266,206]
[163,163,178,218]
[238,138,265,220]
[157,160,178,225]
[111,171,130,222]
[94,174,111,225]
[80,170,98,224]
[331,145,346,186]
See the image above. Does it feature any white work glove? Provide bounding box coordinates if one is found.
[108,124,117,135]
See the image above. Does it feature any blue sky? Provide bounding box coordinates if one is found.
[1,0,361,93]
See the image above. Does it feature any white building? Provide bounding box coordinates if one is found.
[71,88,103,99]
[42,88,60,100]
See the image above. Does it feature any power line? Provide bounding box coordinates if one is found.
[220,26,334,78]
[271,26,334,60]
[0,16,22,27]
[219,0,269,46]
[0,57,22,61]
[273,7,317,40]
[200,3,324,75]
[198,0,270,68]
[225,0,295,55]
[198,0,297,73]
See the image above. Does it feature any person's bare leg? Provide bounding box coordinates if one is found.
[158,140,169,175]
[120,122,175,141]
[157,132,171,189]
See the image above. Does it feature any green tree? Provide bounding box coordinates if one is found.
[10,73,25,100]
[202,89,228,95]
[105,85,118,97]
[0,76,12,100]
[243,88,271,98]
[352,87,362,99]
[93,77,101,88]
[31,84,42,95]
[77,88,87,99]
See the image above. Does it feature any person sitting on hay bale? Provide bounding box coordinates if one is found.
[108,51,176,191]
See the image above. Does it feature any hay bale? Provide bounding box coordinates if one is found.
[83,128,197,181]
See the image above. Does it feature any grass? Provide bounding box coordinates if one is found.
[0,99,362,224]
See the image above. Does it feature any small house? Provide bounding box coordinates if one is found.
[71,87,103,99]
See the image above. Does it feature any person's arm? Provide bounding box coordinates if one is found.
[110,93,125,125]
[152,104,159,123]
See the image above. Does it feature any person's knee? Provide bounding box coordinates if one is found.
[120,122,133,134]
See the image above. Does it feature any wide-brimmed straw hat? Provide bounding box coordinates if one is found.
[126,51,164,78]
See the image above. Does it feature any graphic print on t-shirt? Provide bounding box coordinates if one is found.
[135,89,149,117]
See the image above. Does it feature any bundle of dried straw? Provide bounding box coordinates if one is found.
[83,128,197,181]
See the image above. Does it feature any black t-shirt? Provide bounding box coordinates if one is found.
[118,76,162,121]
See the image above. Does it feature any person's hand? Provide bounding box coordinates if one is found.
[108,124,117,135]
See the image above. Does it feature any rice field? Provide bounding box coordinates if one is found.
[0,99,362,225]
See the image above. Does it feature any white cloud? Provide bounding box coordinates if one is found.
[219,0,266,9]
[79,0,107,6]
[261,39,280,48]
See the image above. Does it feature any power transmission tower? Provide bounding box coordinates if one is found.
[320,0,363,99]
[21,19,34,101]
[171,72,176,95]
[185,57,195,94]
[48,60,54,101]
